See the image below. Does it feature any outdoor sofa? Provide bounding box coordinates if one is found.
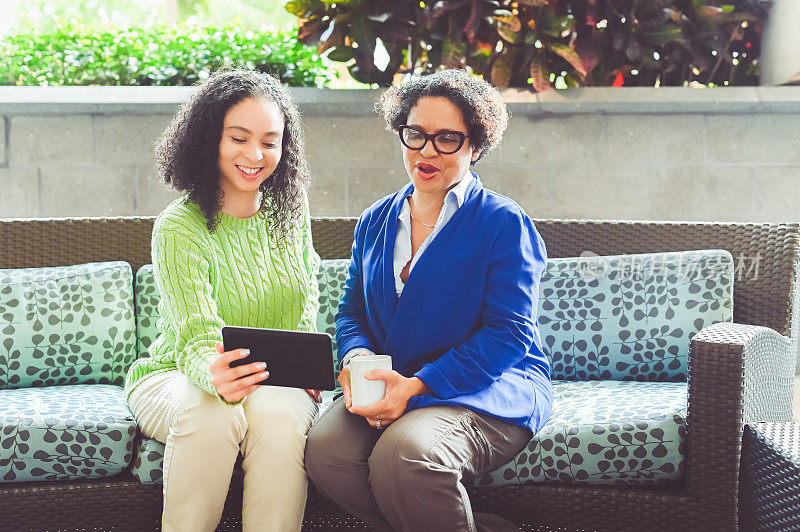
[0,216,798,531]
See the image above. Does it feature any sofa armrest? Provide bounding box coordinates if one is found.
[691,322,794,424]
[684,321,794,528]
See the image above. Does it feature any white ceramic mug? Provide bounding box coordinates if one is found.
[349,354,392,407]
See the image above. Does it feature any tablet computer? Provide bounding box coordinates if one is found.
[222,326,336,391]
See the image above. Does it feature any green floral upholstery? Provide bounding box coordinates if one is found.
[315,259,349,362]
[134,265,159,358]
[0,384,137,482]
[0,262,136,389]
[130,436,164,484]
[540,250,733,381]
[132,380,684,487]
[473,380,686,487]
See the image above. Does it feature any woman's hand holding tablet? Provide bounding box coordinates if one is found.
[209,341,270,403]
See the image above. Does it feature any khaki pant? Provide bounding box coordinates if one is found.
[305,397,531,532]
[128,370,318,532]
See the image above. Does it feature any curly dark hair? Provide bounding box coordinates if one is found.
[155,68,310,233]
[376,69,509,164]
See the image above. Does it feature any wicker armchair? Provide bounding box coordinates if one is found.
[1,216,798,531]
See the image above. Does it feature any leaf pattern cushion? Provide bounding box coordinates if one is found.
[0,262,136,389]
[472,380,687,487]
[540,250,733,381]
[309,252,732,382]
[131,382,682,487]
[134,265,159,358]
[315,259,350,380]
[130,436,165,484]
[0,384,137,482]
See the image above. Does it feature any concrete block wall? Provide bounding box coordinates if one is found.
[1,86,799,222]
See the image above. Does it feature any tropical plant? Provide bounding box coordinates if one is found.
[286,0,771,89]
[0,24,335,87]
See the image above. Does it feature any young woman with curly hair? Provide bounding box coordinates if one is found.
[305,69,552,532]
[124,69,321,532]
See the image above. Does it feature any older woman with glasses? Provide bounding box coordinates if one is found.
[305,69,552,532]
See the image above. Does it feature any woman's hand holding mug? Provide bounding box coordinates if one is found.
[348,370,430,429]
[344,354,430,429]
[337,351,376,408]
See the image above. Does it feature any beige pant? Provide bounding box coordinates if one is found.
[128,370,318,532]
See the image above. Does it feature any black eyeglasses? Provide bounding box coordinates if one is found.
[397,125,469,155]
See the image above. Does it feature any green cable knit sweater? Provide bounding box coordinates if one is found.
[124,195,320,404]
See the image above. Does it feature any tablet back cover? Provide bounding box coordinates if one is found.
[223,326,335,391]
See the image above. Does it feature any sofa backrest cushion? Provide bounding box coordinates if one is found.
[316,259,350,363]
[308,252,733,382]
[134,250,733,383]
[134,265,159,358]
[0,261,136,389]
[541,250,734,381]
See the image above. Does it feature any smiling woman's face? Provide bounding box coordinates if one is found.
[217,97,284,200]
[402,96,476,197]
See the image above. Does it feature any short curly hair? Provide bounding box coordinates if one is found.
[377,69,509,164]
[155,69,309,233]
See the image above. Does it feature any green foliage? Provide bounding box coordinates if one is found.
[4,0,295,35]
[0,24,336,87]
[288,0,771,89]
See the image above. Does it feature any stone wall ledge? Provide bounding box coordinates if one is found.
[1,86,800,116]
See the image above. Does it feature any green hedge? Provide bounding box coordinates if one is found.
[0,24,336,87]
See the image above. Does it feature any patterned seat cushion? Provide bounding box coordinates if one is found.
[130,435,170,485]
[473,380,686,487]
[0,262,136,389]
[133,382,683,487]
[0,384,137,483]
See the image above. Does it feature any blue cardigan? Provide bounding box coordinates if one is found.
[336,173,552,433]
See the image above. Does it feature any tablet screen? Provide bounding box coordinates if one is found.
[223,326,336,391]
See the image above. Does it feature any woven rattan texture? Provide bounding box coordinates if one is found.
[687,330,746,530]
[0,217,358,271]
[693,323,794,424]
[740,422,800,532]
[469,483,688,531]
[3,475,672,531]
[0,475,362,531]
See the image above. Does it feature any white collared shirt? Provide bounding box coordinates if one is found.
[393,174,470,295]
[341,174,472,366]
